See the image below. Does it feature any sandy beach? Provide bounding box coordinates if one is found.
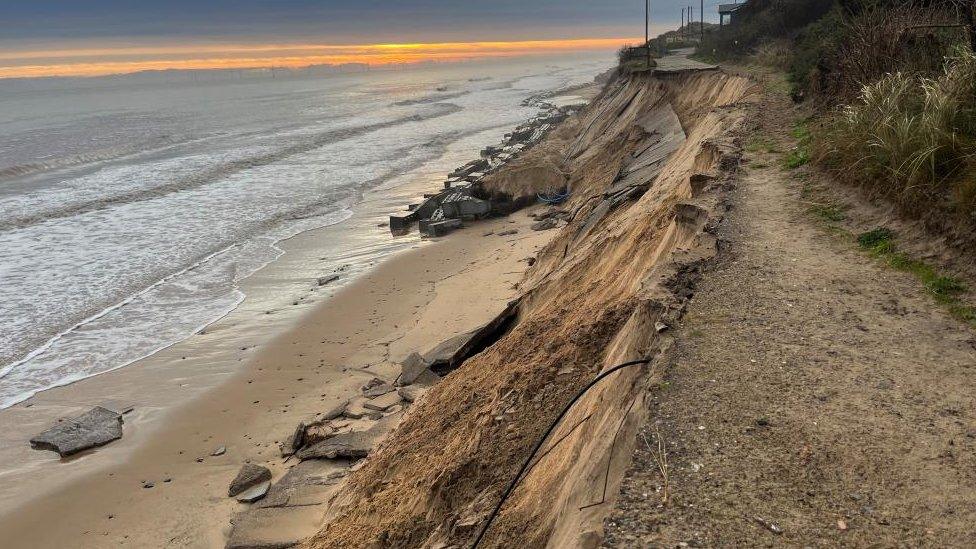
[0,197,555,547]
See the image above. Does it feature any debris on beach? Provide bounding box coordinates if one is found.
[297,430,375,460]
[280,422,305,458]
[228,464,272,499]
[397,352,438,387]
[316,274,340,286]
[389,104,579,238]
[29,406,124,457]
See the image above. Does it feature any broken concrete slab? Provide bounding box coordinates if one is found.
[362,382,395,398]
[423,299,520,374]
[423,332,475,372]
[364,392,402,412]
[398,352,436,386]
[397,385,429,404]
[301,422,336,447]
[322,400,349,421]
[280,422,305,458]
[421,218,463,237]
[29,406,123,457]
[229,464,272,498]
[297,431,374,460]
[256,460,348,510]
[342,399,382,420]
[236,480,272,503]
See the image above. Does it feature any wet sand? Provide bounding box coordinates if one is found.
[0,208,554,548]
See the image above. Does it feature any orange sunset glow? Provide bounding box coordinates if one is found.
[0,38,635,79]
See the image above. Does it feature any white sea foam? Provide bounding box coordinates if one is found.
[0,53,613,409]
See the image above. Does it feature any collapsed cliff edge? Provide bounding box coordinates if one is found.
[299,54,757,548]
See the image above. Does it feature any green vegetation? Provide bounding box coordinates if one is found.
[745,136,779,154]
[819,49,976,218]
[699,1,976,238]
[856,228,976,322]
[783,122,812,169]
[699,1,973,100]
[810,202,846,222]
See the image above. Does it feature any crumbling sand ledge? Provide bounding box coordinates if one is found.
[302,56,758,548]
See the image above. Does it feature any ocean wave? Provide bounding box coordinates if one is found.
[0,102,462,232]
[393,90,470,106]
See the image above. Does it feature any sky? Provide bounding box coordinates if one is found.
[0,1,722,78]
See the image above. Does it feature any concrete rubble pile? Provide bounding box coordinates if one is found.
[390,103,579,238]
[225,298,522,548]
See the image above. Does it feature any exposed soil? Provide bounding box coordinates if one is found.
[603,72,976,548]
[302,63,757,549]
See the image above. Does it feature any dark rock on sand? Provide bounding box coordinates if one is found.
[297,431,374,460]
[229,464,272,498]
[317,275,341,286]
[280,422,305,458]
[29,406,123,457]
[531,217,558,231]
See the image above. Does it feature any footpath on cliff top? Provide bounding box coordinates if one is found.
[602,67,976,547]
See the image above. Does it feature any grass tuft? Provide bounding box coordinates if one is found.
[810,203,846,222]
[855,228,973,319]
[857,227,896,250]
[784,120,812,169]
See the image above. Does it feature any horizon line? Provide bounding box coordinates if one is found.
[0,37,639,80]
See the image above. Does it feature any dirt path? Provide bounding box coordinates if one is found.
[602,82,976,547]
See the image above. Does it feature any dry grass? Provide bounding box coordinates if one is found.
[752,40,792,71]
[644,429,670,506]
[818,48,976,222]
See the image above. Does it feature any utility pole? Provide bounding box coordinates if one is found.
[682,8,685,39]
[701,0,705,41]
[645,0,651,68]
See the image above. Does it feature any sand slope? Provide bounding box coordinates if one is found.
[303,63,757,548]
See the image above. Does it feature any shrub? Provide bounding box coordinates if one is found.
[819,48,976,220]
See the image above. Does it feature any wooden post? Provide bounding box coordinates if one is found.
[701,0,704,41]
[682,8,685,39]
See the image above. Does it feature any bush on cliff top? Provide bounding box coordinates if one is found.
[818,48,976,222]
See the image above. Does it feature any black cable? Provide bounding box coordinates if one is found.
[470,357,652,549]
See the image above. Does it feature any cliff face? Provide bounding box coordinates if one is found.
[303,68,757,549]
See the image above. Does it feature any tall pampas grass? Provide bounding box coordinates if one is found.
[820,48,976,220]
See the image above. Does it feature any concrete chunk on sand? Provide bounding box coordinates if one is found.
[29,406,123,457]
[363,391,402,412]
[229,464,272,498]
[297,431,374,460]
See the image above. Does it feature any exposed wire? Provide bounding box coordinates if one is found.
[470,357,652,549]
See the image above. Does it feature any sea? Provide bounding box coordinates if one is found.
[0,52,613,410]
